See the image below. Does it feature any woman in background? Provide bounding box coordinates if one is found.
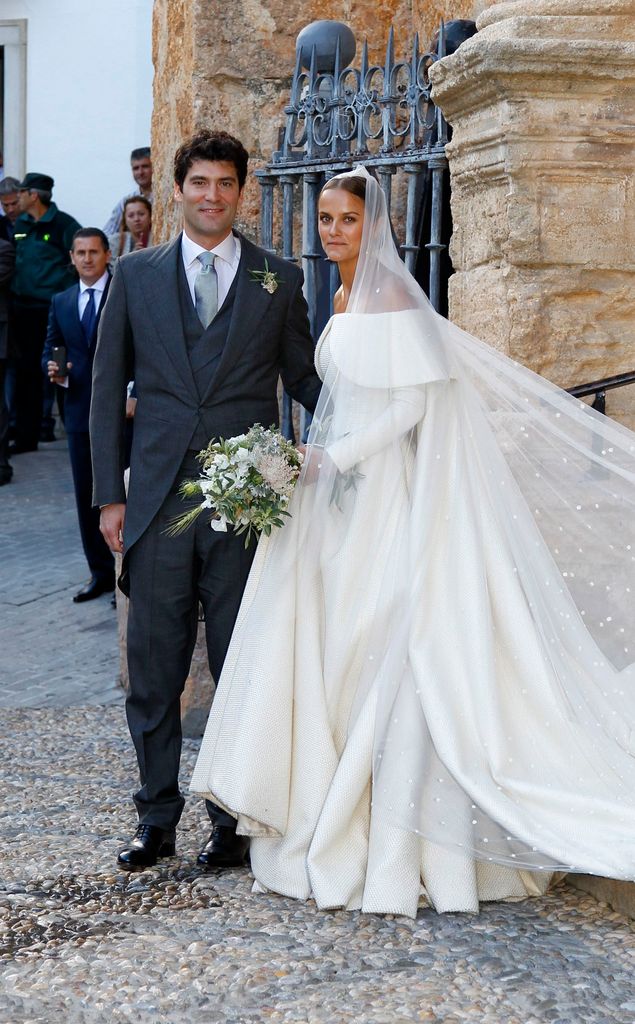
[108,195,152,259]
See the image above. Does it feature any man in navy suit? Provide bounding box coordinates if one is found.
[43,228,115,602]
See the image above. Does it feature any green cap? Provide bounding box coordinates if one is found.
[18,172,54,192]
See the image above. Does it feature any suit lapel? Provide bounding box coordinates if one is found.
[89,275,111,351]
[61,285,85,350]
[138,235,197,397]
[199,234,276,402]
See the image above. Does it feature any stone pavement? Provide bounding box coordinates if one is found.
[0,441,120,707]
[1,442,634,1023]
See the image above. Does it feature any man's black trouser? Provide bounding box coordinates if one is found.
[125,452,257,830]
[0,354,10,473]
[67,430,115,583]
[12,302,49,450]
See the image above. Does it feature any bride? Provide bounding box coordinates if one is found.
[190,167,635,917]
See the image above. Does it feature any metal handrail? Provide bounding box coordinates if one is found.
[566,370,635,415]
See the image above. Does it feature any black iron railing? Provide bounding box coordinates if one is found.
[258,23,451,439]
[567,371,635,415]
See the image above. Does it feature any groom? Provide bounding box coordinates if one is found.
[90,130,321,870]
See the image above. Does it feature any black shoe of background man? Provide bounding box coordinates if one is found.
[0,465,12,486]
[197,825,250,870]
[73,575,116,603]
[117,824,176,871]
[39,426,56,443]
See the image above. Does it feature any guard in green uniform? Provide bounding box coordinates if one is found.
[11,172,81,453]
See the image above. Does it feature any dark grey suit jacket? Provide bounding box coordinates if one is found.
[90,232,321,554]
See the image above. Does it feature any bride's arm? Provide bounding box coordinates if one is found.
[326,385,427,474]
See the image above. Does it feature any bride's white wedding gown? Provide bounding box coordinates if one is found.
[191,310,635,917]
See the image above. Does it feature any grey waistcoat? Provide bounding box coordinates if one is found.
[176,254,240,450]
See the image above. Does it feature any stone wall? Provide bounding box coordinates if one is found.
[429,0,635,425]
[151,0,475,243]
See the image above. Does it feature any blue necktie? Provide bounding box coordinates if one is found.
[81,287,96,343]
[194,252,218,328]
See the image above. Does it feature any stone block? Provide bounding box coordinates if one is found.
[567,874,635,921]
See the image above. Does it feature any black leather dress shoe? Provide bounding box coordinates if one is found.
[117,824,176,870]
[0,466,12,486]
[73,576,115,603]
[197,825,250,869]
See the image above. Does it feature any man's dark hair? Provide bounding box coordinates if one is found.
[32,189,52,207]
[130,147,151,161]
[174,130,249,191]
[72,227,110,251]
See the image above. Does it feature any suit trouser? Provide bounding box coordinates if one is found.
[12,303,50,450]
[0,354,9,473]
[66,430,115,582]
[126,453,257,830]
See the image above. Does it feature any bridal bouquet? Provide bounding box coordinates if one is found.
[166,424,304,546]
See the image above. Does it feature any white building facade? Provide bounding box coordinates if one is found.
[0,0,154,229]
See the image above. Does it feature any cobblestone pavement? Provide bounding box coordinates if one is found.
[1,443,634,1023]
[1,708,634,1024]
[0,442,120,707]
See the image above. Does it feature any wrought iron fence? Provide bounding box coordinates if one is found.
[256,23,452,439]
[567,370,635,416]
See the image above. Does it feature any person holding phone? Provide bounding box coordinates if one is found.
[42,228,115,603]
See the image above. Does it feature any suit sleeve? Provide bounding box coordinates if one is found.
[90,260,134,507]
[41,298,64,376]
[0,239,14,287]
[278,270,322,415]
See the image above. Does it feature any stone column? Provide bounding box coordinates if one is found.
[429,0,635,427]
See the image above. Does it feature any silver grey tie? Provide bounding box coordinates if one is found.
[194,251,218,327]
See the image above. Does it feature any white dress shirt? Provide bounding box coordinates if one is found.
[78,271,110,318]
[181,230,241,314]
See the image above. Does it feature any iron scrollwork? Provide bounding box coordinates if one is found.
[281,27,444,164]
[259,23,452,440]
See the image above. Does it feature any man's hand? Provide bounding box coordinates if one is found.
[100,502,126,553]
[47,359,73,385]
[125,396,137,419]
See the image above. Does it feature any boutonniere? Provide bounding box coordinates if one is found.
[248,260,282,295]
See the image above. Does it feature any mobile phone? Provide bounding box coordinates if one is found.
[51,346,68,377]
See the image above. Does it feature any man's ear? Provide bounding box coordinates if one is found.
[173,182,183,204]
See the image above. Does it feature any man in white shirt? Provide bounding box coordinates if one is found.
[43,229,115,602]
[103,147,153,237]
